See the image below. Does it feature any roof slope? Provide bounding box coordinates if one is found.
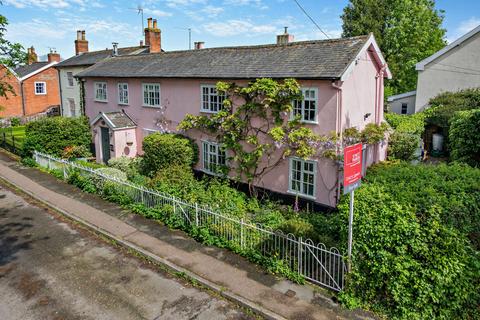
[14,62,50,78]
[76,36,370,79]
[56,46,149,68]
[91,111,137,129]
[416,24,480,71]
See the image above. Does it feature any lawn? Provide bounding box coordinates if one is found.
[0,125,26,151]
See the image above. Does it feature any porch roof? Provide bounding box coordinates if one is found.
[91,111,137,130]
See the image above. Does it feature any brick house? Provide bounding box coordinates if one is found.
[0,46,61,118]
[76,26,391,208]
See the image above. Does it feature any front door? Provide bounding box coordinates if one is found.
[100,127,110,164]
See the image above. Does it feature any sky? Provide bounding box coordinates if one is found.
[2,0,480,60]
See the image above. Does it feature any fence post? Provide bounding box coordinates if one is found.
[298,237,302,275]
[63,161,67,180]
[240,219,244,249]
[195,203,199,227]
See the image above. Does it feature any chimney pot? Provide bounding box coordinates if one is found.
[75,30,89,55]
[82,30,86,40]
[276,27,294,45]
[77,30,82,40]
[147,17,153,29]
[153,19,158,29]
[112,42,119,56]
[194,41,205,50]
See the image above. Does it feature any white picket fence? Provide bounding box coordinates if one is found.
[34,151,347,291]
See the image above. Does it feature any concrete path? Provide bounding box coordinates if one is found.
[0,185,250,320]
[0,151,367,320]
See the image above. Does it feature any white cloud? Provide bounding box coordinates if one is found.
[201,5,224,17]
[203,19,277,37]
[4,0,70,8]
[144,8,173,17]
[165,0,207,8]
[448,17,480,43]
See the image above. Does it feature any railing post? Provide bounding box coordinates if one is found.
[240,219,244,249]
[298,237,302,275]
[195,203,199,227]
[63,161,67,180]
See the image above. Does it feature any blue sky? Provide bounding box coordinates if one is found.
[2,0,480,60]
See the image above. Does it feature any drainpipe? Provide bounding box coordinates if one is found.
[374,64,387,161]
[331,80,343,205]
[20,81,26,116]
[57,68,64,116]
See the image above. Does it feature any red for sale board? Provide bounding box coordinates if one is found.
[343,143,363,191]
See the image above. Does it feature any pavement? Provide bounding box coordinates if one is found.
[0,150,371,320]
[0,185,251,320]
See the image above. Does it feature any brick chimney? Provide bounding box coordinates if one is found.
[194,42,204,50]
[276,27,294,45]
[27,46,38,65]
[47,49,61,63]
[144,18,161,53]
[75,30,89,55]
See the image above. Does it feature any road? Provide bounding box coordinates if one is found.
[0,184,253,320]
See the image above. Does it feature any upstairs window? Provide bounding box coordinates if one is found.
[94,82,107,102]
[292,88,318,123]
[118,83,129,105]
[401,103,408,114]
[201,85,225,113]
[34,82,46,95]
[143,83,161,107]
[67,72,74,87]
[202,141,227,175]
[289,158,316,198]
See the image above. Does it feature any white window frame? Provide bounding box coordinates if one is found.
[94,82,107,102]
[67,98,76,117]
[34,82,46,95]
[142,83,161,107]
[118,82,129,105]
[200,84,226,113]
[66,72,74,87]
[202,140,227,175]
[291,87,318,124]
[288,157,317,199]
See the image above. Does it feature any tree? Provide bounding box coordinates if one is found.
[178,78,388,195]
[341,0,446,94]
[0,10,27,101]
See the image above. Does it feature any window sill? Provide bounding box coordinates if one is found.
[95,99,108,103]
[35,93,47,95]
[142,105,161,108]
[200,109,220,114]
[286,190,316,201]
[200,168,228,178]
[118,103,129,106]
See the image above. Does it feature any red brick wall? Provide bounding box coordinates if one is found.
[22,67,60,116]
[0,66,23,118]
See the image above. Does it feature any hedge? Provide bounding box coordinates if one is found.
[22,116,91,157]
[141,133,198,176]
[448,109,480,167]
[337,162,480,319]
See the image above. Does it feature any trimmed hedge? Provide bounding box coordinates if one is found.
[449,109,480,167]
[141,133,198,176]
[23,116,91,157]
[337,162,480,319]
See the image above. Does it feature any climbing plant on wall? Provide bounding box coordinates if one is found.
[178,78,388,195]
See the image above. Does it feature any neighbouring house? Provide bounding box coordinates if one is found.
[388,24,480,114]
[0,46,61,118]
[55,18,162,117]
[76,25,391,208]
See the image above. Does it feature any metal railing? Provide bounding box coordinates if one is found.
[34,151,347,291]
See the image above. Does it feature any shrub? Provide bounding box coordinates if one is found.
[141,133,198,177]
[337,162,480,319]
[149,164,204,201]
[385,112,425,161]
[23,116,91,157]
[92,167,128,190]
[448,109,480,167]
[108,156,142,178]
[61,145,92,160]
[10,117,20,127]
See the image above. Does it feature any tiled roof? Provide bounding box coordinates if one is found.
[76,35,370,79]
[93,111,136,129]
[14,62,50,78]
[56,46,149,68]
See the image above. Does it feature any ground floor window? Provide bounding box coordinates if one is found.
[68,98,76,117]
[202,141,226,175]
[401,103,408,114]
[289,158,316,198]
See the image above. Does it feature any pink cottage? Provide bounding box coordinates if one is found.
[76,27,392,209]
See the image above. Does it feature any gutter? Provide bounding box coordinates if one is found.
[331,80,343,205]
[20,81,26,116]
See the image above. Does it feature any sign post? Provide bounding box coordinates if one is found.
[343,143,363,272]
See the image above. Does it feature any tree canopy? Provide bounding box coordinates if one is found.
[341,0,446,95]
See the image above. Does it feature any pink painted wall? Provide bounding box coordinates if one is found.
[84,52,386,207]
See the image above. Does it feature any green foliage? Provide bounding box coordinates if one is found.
[66,170,97,193]
[10,117,20,127]
[108,156,142,179]
[341,0,446,94]
[20,156,37,167]
[141,133,198,177]
[61,145,92,160]
[448,109,480,167]
[386,112,426,161]
[23,117,91,157]
[337,162,480,318]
